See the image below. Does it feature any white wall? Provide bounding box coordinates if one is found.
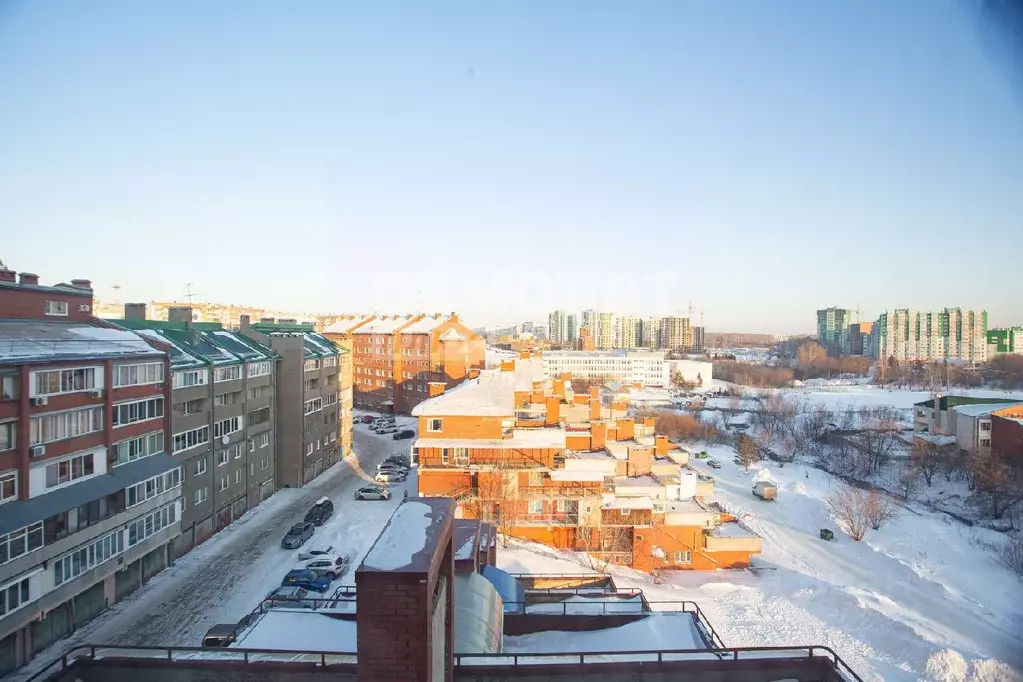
[29,446,108,498]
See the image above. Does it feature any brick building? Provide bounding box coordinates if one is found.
[0,270,182,675]
[991,404,1023,469]
[413,352,761,572]
[323,313,485,414]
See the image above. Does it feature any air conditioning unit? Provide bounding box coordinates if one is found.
[30,444,46,457]
[78,304,91,312]
[88,389,103,399]
[30,396,48,407]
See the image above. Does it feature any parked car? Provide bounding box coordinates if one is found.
[355,485,392,501]
[202,623,241,648]
[360,415,376,423]
[375,470,407,484]
[376,461,407,471]
[375,426,398,435]
[297,544,335,562]
[263,585,317,610]
[281,522,315,549]
[282,568,332,593]
[304,496,334,526]
[694,451,710,459]
[707,460,722,469]
[392,429,416,440]
[296,554,347,580]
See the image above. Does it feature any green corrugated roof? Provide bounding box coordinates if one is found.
[110,319,276,369]
[250,323,342,358]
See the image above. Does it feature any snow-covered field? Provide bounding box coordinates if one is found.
[8,412,416,681]
[716,382,1023,413]
[498,448,1023,682]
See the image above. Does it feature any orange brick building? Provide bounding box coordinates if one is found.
[323,313,485,414]
[414,351,761,572]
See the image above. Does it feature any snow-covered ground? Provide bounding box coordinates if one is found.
[9,413,415,681]
[726,383,1023,413]
[498,448,1023,682]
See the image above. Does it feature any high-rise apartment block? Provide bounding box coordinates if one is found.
[641,317,661,349]
[616,316,641,349]
[548,310,567,345]
[987,328,1023,356]
[816,308,855,355]
[873,308,987,363]
[565,314,578,348]
[659,316,694,352]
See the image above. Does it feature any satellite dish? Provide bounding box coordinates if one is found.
[221,436,230,446]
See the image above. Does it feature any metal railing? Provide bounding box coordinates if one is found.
[454,645,862,681]
[23,644,358,682]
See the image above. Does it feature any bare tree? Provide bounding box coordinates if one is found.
[941,448,965,483]
[1000,535,1023,578]
[898,461,921,501]
[751,392,797,442]
[864,489,898,530]
[857,406,903,474]
[911,440,955,487]
[969,452,1023,520]
[827,485,872,541]
[578,525,634,574]
[796,403,834,449]
[737,433,759,469]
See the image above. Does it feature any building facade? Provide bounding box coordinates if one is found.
[243,320,343,487]
[640,317,661,349]
[414,353,760,573]
[659,316,694,352]
[541,351,671,387]
[816,308,854,355]
[565,314,578,349]
[324,313,485,415]
[0,270,182,675]
[848,321,872,356]
[616,316,641,350]
[547,311,567,346]
[874,308,988,363]
[987,328,1023,357]
[112,306,279,553]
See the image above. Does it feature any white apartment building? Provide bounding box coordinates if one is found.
[541,350,671,386]
[548,310,567,345]
[874,308,988,363]
[616,316,641,349]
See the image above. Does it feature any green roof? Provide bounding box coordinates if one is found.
[914,395,1015,411]
[110,319,276,370]
[250,323,342,359]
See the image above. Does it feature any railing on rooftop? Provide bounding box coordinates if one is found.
[453,645,863,681]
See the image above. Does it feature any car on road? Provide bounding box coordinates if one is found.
[282,568,332,593]
[376,466,408,478]
[296,554,347,580]
[707,460,722,469]
[355,485,392,501]
[375,470,407,484]
[360,415,376,423]
[304,496,334,526]
[375,426,399,435]
[281,521,315,549]
[297,544,335,562]
[392,429,416,440]
[263,586,317,610]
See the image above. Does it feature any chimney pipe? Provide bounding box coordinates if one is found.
[168,306,193,328]
[70,279,92,290]
[0,269,16,283]
[124,303,148,321]
[18,273,39,286]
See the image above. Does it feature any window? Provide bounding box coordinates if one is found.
[233,444,242,459]
[172,369,208,389]
[178,398,205,415]
[304,398,323,415]
[441,448,449,465]
[30,406,103,445]
[528,500,544,514]
[305,442,313,456]
[325,392,338,406]
[261,455,269,470]
[0,471,17,504]
[234,470,241,484]
[981,422,992,431]
[52,528,124,585]
[113,362,164,387]
[212,416,242,439]
[247,361,272,378]
[248,407,270,426]
[127,502,177,547]
[427,418,443,433]
[0,421,14,452]
[247,385,270,400]
[112,397,164,427]
[981,438,991,447]
[528,471,544,487]
[173,425,209,454]
[672,551,693,564]
[214,365,243,383]
[217,450,229,466]
[218,476,228,492]
[305,378,319,391]
[45,300,68,316]
[126,469,181,507]
[44,453,95,488]
[250,463,255,476]
[304,359,322,372]
[194,487,207,505]
[193,457,207,476]
[556,499,569,513]
[323,356,338,368]
[213,391,241,407]
[248,438,255,453]
[1,375,19,401]
[0,522,44,566]
[33,367,99,396]
[113,431,164,466]
[0,575,34,617]
[453,448,469,466]
[259,433,270,448]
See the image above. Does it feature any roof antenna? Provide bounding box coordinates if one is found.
[185,283,197,305]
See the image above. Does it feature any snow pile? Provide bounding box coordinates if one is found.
[504,613,707,653]
[362,501,433,570]
[925,650,1022,682]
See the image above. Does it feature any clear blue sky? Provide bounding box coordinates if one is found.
[1,1,1021,334]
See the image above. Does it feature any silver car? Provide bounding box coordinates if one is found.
[355,486,391,501]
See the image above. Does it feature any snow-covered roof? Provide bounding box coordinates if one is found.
[401,314,448,335]
[0,321,164,364]
[502,612,708,654]
[232,610,357,654]
[323,316,374,334]
[412,427,567,450]
[604,496,654,510]
[411,371,516,417]
[612,475,662,487]
[913,433,957,446]
[362,501,434,571]
[951,402,1023,417]
[548,469,607,482]
[711,522,758,538]
[352,316,416,335]
[132,329,203,369]
[666,499,707,513]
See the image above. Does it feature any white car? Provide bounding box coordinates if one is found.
[297,545,335,562]
[295,554,347,581]
[375,426,398,435]
[355,486,392,501]
[375,471,407,484]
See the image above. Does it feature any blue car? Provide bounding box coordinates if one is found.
[281,569,331,593]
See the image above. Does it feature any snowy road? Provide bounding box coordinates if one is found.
[12,417,415,679]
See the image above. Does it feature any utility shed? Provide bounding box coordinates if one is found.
[453,519,483,572]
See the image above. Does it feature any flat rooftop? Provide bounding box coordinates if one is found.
[413,427,567,450]
[0,320,164,364]
[503,612,708,655]
[357,498,453,573]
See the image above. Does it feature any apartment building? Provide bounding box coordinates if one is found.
[874,308,988,363]
[547,310,567,345]
[541,350,671,387]
[640,317,661,349]
[952,402,1023,456]
[577,326,595,351]
[848,321,872,356]
[991,404,1023,469]
[241,319,344,487]
[323,313,485,415]
[414,352,760,572]
[0,270,182,675]
[987,327,1023,356]
[659,316,694,352]
[112,306,278,553]
[616,316,641,350]
[565,313,578,348]
[816,307,854,355]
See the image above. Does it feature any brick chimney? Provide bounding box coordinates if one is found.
[655,435,671,456]
[239,314,251,332]
[591,421,607,451]
[545,395,561,426]
[70,279,92,290]
[18,273,39,286]
[124,303,147,320]
[0,268,16,283]
[168,306,193,327]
